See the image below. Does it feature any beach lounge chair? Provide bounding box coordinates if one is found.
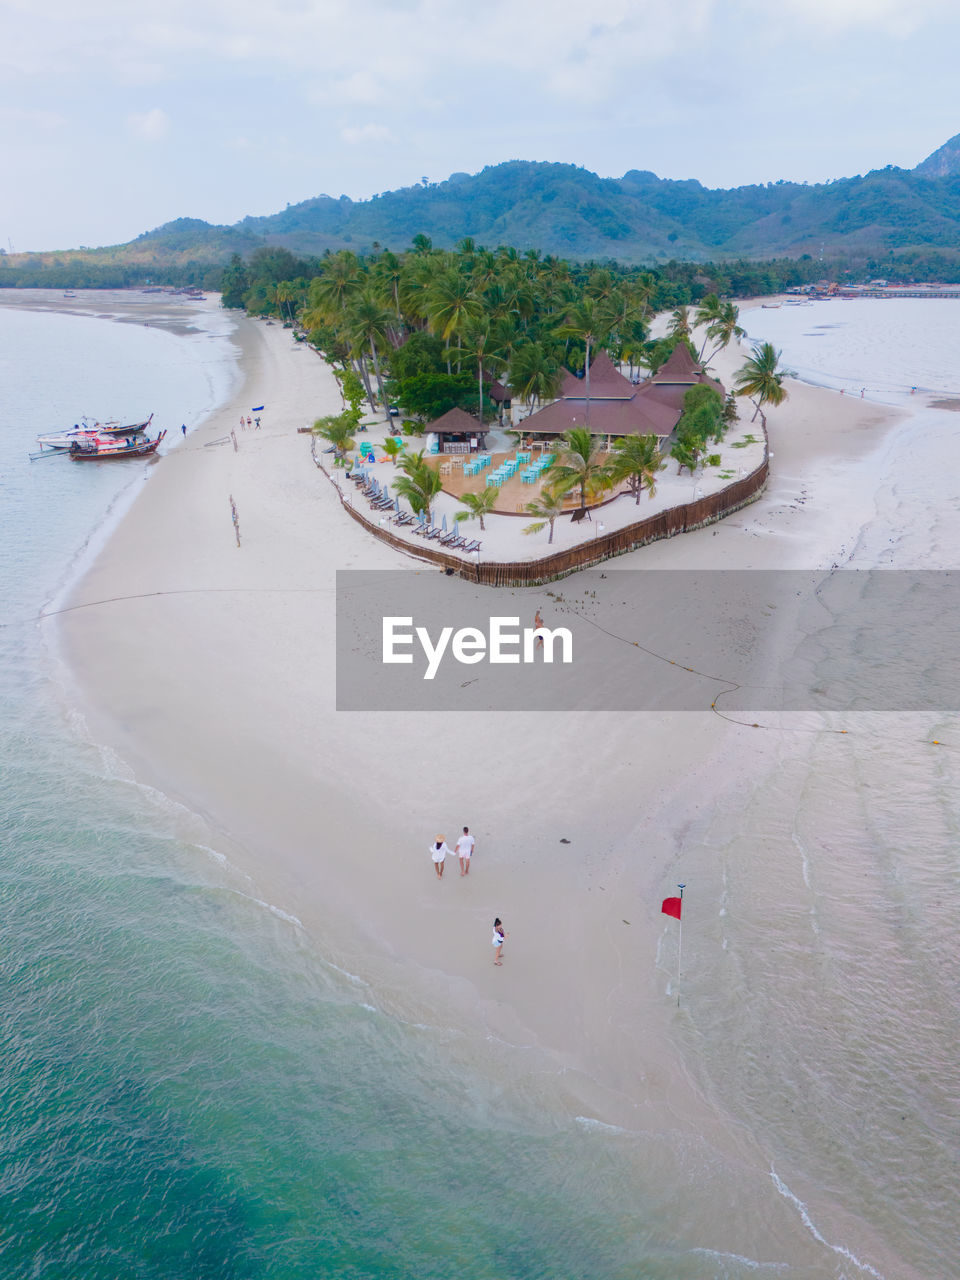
[463,540,482,554]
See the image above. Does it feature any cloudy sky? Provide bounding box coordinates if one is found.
[2,0,958,251]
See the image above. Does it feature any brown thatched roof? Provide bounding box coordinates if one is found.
[427,407,486,435]
[559,349,635,399]
[519,345,724,440]
[520,393,678,439]
[488,380,511,403]
[645,343,725,404]
[650,344,703,383]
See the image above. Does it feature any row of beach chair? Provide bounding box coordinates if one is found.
[394,512,481,552]
[346,469,480,554]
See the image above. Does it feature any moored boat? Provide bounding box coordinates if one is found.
[36,413,153,449]
[97,412,154,435]
[69,431,166,460]
[35,423,107,451]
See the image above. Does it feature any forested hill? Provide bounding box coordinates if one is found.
[7,140,960,285]
[235,157,960,265]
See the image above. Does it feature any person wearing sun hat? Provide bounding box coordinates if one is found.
[429,834,451,880]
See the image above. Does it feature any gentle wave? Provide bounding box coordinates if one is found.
[770,1168,886,1279]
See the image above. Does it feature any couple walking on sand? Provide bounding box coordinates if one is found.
[429,827,475,880]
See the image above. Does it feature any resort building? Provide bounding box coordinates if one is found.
[415,344,729,516]
[425,406,491,455]
[517,347,725,446]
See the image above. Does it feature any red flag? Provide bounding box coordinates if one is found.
[661,896,682,921]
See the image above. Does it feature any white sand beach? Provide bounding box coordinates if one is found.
[50,297,921,1265]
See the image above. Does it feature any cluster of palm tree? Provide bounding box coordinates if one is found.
[521,427,665,543]
[246,234,791,445]
[275,240,673,422]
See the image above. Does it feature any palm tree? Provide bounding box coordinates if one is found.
[523,488,567,544]
[393,450,444,524]
[455,487,499,532]
[372,249,404,322]
[275,281,297,325]
[696,296,744,365]
[381,437,403,466]
[425,271,483,343]
[606,434,665,504]
[346,290,393,413]
[508,343,562,411]
[307,251,362,319]
[670,439,701,476]
[585,268,616,301]
[668,306,692,340]
[548,426,610,514]
[693,294,723,357]
[734,342,788,421]
[452,317,508,423]
[312,414,356,464]
[553,297,613,425]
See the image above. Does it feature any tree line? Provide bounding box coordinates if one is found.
[220,238,795,428]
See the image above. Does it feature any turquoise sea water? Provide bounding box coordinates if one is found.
[1,301,739,1280]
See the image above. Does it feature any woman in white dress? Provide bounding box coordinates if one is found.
[430,835,451,880]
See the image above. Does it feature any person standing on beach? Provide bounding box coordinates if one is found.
[492,918,507,965]
[534,607,544,649]
[456,826,475,876]
[255,416,261,429]
[430,835,450,881]
[181,423,187,436]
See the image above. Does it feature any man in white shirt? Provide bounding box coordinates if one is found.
[456,826,475,876]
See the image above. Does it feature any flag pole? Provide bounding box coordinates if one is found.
[677,883,685,1008]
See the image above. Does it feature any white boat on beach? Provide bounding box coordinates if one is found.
[36,427,101,451]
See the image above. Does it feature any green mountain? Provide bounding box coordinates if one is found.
[6,140,960,283]
[195,156,960,263]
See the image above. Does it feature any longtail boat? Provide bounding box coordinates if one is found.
[97,412,154,435]
[36,413,154,450]
[69,431,166,460]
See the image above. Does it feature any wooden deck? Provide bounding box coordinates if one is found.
[426,450,628,516]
